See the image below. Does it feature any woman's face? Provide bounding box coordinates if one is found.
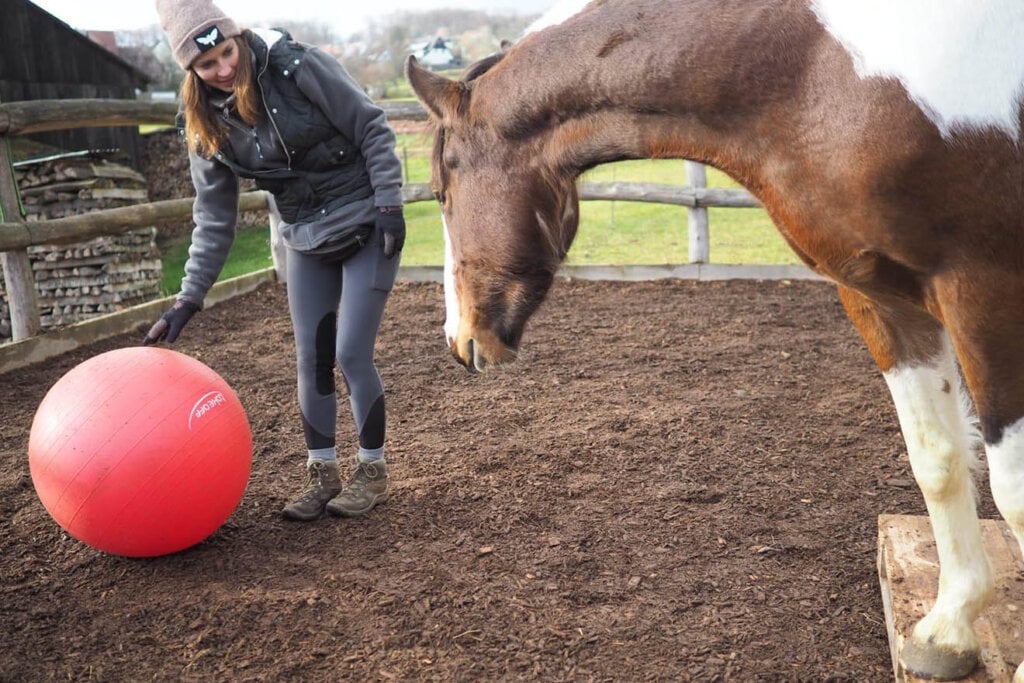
[191,37,240,93]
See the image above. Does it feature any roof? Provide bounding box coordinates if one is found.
[2,0,151,87]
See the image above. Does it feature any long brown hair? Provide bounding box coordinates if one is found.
[180,31,262,157]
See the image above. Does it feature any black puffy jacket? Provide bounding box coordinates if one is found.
[209,29,374,223]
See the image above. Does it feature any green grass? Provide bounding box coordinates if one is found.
[391,132,798,266]
[159,133,800,286]
[574,159,796,265]
[159,224,275,295]
[140,124,174,135]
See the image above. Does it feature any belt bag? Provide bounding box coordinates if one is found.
[306,224,373,263]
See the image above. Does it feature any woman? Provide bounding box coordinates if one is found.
[148,0,405,522]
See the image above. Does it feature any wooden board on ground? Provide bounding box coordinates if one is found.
[878,514,1024,683]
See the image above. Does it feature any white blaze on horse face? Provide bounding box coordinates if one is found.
[534,210,561,258]
[882,338,992,651]
[811,0,1024,140]
[986,419,1024,559]
[442,214,460,347]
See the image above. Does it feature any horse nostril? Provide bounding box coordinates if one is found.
[449,339,471,371]
[471,339,489,373]
[466,338,482,373]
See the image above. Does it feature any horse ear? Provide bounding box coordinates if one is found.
[405,55,463,123]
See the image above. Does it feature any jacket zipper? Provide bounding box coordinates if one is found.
[255,38,293,170]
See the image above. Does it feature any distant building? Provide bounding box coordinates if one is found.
[87,31,120,57]
[409,36,462,71]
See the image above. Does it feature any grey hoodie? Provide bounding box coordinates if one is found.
[178,28,403,306]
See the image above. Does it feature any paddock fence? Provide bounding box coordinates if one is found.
[0,97,819,372]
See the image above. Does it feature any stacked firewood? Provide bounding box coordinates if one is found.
[0,278,10,340]
[0,153,163,341]
[139,128,264,244]
[18,156,150,220]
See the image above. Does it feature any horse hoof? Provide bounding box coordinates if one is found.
[901,636,979,681]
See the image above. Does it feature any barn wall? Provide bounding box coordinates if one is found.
[0,0,151,168]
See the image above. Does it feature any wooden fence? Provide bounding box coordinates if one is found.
[0,97,765,350]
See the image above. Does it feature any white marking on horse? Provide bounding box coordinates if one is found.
[986,419,1024,557]
[534,210,562,258]
[812,0,1024,140]
[525,0,592,34]
[442,215,460,346]
[882,336,992,653]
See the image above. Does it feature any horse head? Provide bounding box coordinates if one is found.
[406,53,580,372]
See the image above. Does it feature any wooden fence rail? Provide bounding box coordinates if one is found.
[0,98,760,344]
[0,182,757,252]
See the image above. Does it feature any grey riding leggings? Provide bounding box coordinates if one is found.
[286,228,400,456]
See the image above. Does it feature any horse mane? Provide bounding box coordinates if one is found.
[461,50,508,83]
[429,50,511,204]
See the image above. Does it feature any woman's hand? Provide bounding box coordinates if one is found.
[376,206,406,259]
[143,300,201,345]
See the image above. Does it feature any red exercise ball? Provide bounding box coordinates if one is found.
[28,346,252,558]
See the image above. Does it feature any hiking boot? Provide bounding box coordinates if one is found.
[326,460,389,517]
[281,460,343,521]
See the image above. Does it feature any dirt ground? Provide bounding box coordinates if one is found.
[1,277,1000,681]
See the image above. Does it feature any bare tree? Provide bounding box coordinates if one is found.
[342,9,538,87]
[114,10,540,98]
[114,26,180,92]
[262,19,341,46]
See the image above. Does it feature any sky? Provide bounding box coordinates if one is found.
[29,0,559,36]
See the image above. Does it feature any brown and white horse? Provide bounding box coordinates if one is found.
[406,1,1024,679]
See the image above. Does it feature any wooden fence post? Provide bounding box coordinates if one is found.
[0,134,42,340]
[684,160,710,263]
[265,191,287,284]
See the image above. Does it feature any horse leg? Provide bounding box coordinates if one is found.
[983,406,1024,683]
[837,285,991,680]
[934,277,1024,683]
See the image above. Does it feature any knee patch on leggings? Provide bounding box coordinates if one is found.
[359,394,386,450]
[315,312,337,395]
[302,413,334,450]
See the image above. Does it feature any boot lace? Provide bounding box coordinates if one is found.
[348,462,380,492]
[297,461,329,501]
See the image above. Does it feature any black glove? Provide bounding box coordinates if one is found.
[143,300,200,345]
[376,206,406,259]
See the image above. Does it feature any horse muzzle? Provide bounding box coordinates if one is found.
[451,334,518,373]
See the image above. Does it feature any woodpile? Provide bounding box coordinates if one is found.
[0,152,162,342]
[0,281,9,340]
[139,129,194,245]
[141,128,263,247]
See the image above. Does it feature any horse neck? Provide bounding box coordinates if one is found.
[473,0,819,189]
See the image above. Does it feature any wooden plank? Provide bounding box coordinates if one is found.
[0,268,277,375]
[685,161,710,263]
[0,191,270,251]
[90,164,146,182]
[20,179,97,196]
[90,188,149,201]
[0,131,42,339]
[578,181,760,208]
[0,99,178,135]
[878,515,1024,683]
[0,99,428,136]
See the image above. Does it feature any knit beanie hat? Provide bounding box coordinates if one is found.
[155,0,241,69]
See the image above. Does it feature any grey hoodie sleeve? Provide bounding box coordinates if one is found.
[178,148,241,306]
[294,48,403,208]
